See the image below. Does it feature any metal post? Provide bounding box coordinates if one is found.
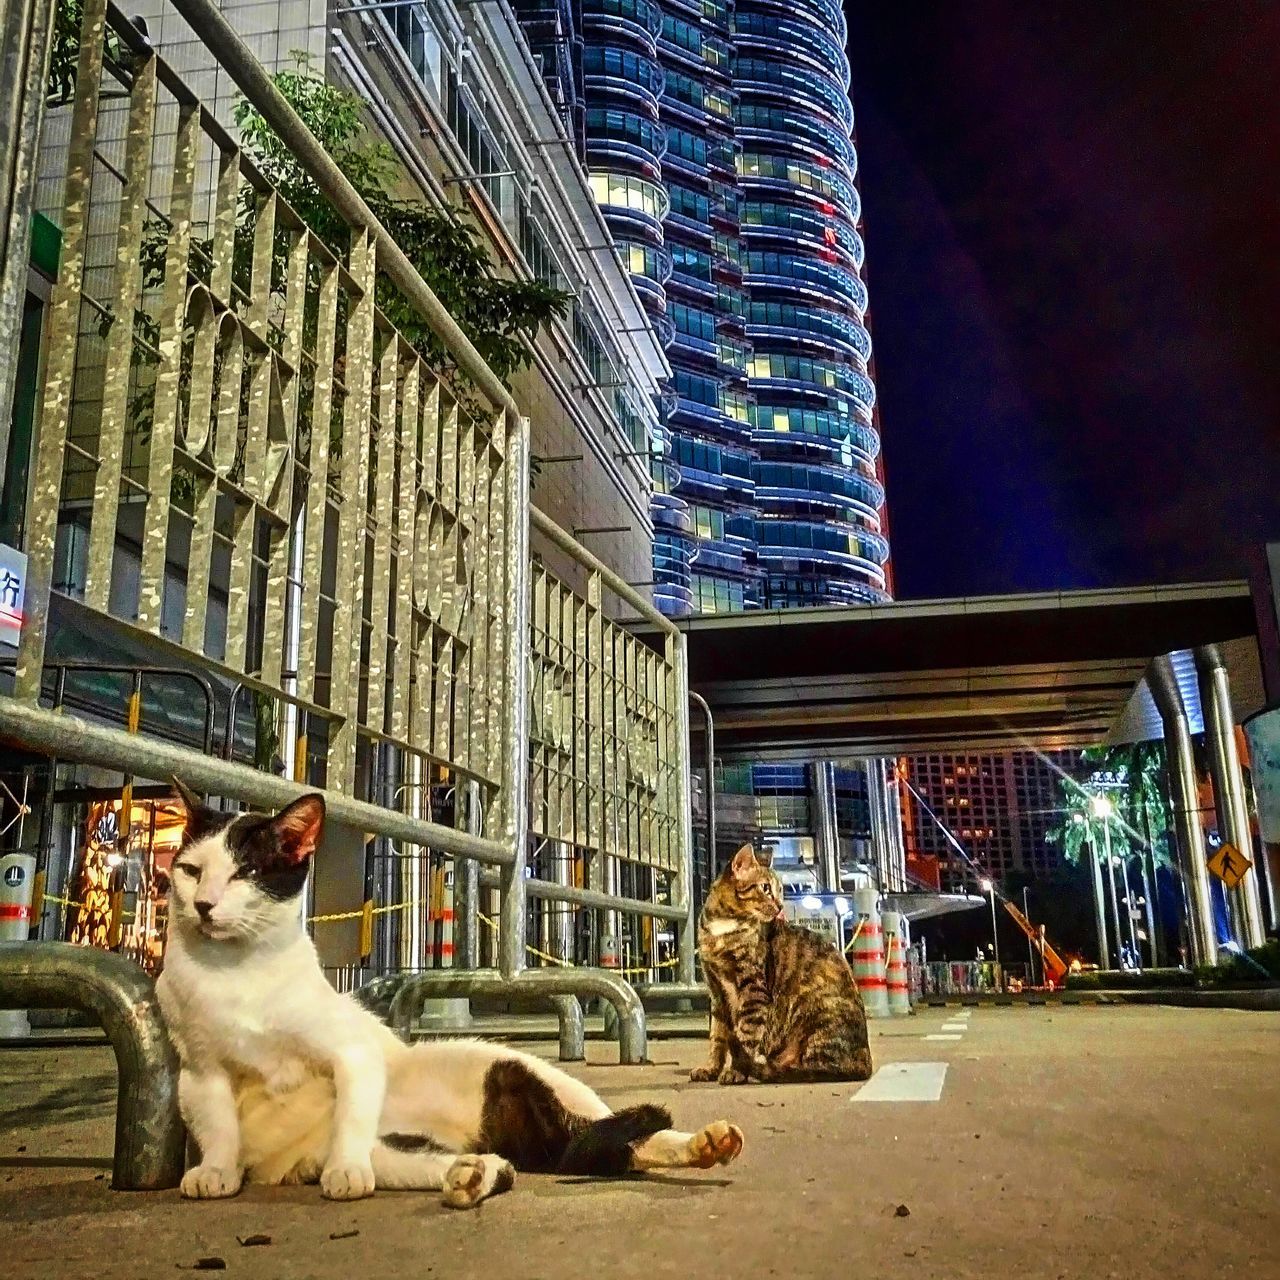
[1023,886,1037,984]
[0,942,185,1189]
[1149,654,1218,966]
[987,883,1001,990]
[1088,838,1112,969]
[0,0,58,466]
[1103,817,1124,968]
[497,416,532,981]
[670,630,697,987]
[1195,645,1266,947]
[453,780,481,971]
[689,689,716,878]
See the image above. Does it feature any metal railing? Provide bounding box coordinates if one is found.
[0,0,697,1063]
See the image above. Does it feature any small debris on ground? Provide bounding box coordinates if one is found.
[237,1235,272,1247]
[894,1204,911,1218]
[177,1259,226,1271]
[328,1229,360,1241]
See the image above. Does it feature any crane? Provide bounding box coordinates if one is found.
[1000,897,1070,987]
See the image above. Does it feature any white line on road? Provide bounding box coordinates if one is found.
[940,1022,967,1032]
[924,1033,963,1041]
[853,1061,949,1103]
[955,1010,972,1018]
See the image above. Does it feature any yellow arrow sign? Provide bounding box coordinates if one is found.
[1207,842,1252,890]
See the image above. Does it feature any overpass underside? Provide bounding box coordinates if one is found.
[670,582,1263,761]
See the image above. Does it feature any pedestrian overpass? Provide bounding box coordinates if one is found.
[648,579,1271,967]
[664,580,1262,760]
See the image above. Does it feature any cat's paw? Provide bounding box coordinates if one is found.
[688,1120,745,1169]
[320,1160,376,1200]
[717,1066,749,1086]
[441,1154,515,1210]
[180,1163,243,1199]
[689,1065,720,1082]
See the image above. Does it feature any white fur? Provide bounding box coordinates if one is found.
[156,803,743,1206]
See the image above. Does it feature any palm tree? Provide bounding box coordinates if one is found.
[1046,745,1176,969]
[1046,782,1125,967]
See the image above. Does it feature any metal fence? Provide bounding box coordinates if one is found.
[0,0,695,1061]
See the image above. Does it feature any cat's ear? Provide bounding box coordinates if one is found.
[270,794,325,864]
[730,845,758,880]
[171,777,217,840]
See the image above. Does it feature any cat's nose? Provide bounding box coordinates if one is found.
[194,899,215,920]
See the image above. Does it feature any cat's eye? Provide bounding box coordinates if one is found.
[231,864,260,881]
[172,862,198,878]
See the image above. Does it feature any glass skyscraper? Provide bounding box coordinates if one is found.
[521,0,890,615]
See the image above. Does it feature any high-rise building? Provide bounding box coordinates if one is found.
[901,751,1085,893]
[736,0,891,609]
[535,0,890,616]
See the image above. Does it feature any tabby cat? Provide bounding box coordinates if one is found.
[692,846,873,1085]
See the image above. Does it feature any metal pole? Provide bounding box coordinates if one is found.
[1088,837,1111,969]
[1103,817,1124,967]
[0,0,57,466]
[988,884,1001,991]
[670,631,697,987]
[1023,886,1037,984]
[453,780,481,971]
[1149,654,1218,966]
[689,689,716,879]
[497,416,532,981]
[0,942,185,1189]
[1195,645,1266,947]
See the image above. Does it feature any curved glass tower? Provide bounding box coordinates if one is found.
[542,0,890,615]
[735,0,890,606]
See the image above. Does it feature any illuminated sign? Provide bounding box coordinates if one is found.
[0,542,26,647]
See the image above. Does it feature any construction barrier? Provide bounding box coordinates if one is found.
[851,888,890,1018]
[883,910,911,1016]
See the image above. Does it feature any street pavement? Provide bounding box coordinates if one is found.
[2,1005,1277,1279]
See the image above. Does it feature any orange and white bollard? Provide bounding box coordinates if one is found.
[851,888,890,1018]
[883,910,911,1015]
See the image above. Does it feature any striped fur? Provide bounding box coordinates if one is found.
[693,847,872,1085]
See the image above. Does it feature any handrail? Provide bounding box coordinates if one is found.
[530,505,677,635]
[0,942,184,1190]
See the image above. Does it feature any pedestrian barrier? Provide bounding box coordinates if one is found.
[0,0,696,1063]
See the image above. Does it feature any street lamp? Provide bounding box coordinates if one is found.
[1092,794,1124,969]
[981,877,1001,990]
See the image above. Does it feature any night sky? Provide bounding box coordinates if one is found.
[843,2,1280,600]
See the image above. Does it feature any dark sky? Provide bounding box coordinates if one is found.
[844,2,1280,599]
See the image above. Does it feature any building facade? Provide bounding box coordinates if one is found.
[901,751,1085,893]
[528,0,890,616]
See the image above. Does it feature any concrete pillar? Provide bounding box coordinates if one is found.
[1195,646,1266,947]
[851,887,889,1017]
[1149,655,1218,966]
[883,762,908,892]
[810,761,841,893]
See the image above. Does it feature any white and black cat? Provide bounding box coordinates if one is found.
[155,781,744,1207]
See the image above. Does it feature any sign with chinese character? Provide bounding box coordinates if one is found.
[0,543,26,647]
[1207,842,1252,890]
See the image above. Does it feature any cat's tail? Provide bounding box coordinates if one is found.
[557,1103,672,1177]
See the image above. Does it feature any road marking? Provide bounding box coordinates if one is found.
[955,1010,972,1019]
[940,1022,967,1032]
[924,1033,963,1041]
[853,1061,948,1103]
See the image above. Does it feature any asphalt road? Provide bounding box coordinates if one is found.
[2,1005,1277,1279]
